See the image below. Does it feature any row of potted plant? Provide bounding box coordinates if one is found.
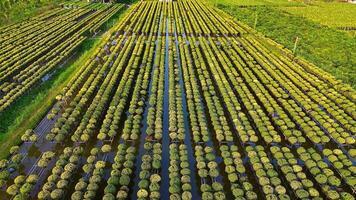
[6,174,39,198]
[133,33,166,200]
[179,35,228,199]
[254,37,355,121]
[231,36,338,145]
[71,34,146,143]
[322,148,355,190]
[247,29,354,101]
[0,9,84,67]
[178,36,211,143]
[239,36,333,145]
[47,35,137,142]
[38,146,83,199]
[226,36,327,145]
[246,145,288,199]
[296,147,354,199]
[100,33,157,199]
[0,33,85,112]
[220,144,257,199]
[102,144,136,200]
[169,144,193,200]
[0,5,117,112]
[96,37,144,142]
[270,146,320,199]
[239,36,354,145]
[102,32,159,199]
[101,34,158,199]
[206,36,290,144]
[71,147,100,200]
[89,4,125,33]
[0,146,23,187]
[0,7,66,44]
[187,36,234,143]
[167,35,194,200]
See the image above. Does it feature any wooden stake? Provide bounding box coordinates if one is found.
[254,12,258,30]
[293,36,299,55]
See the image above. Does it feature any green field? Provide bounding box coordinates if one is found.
[280,1,356,28]
[207,0,305,6]
[0,0,64,26]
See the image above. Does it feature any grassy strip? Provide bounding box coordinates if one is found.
[218,5,356,88]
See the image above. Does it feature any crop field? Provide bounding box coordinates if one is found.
[0,0,355,200]
[0,3,124,112]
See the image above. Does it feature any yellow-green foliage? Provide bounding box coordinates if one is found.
[0,0,63,25]
[205,0,304,6]
[280,1,356,28]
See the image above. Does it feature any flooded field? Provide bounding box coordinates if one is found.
[0,0,355,200]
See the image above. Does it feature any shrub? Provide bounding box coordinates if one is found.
[10,146,20,154]
[296,189,309,199]
[137,189,148,198]
[6,184,19,195]
[119,175,130,186]
[26,174,38,184]
[315,174,327,184]
[327,175,341,187]
[14,175,26,185]
[275,185,286,195]
[150,174,161,183]
[50,189,64,199]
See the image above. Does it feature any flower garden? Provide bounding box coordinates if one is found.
[0,0,355,199]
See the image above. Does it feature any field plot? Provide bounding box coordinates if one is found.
[280,2,356,29]
[0,0,355,200]
[206,0,304,7]
[0,3,124,112]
